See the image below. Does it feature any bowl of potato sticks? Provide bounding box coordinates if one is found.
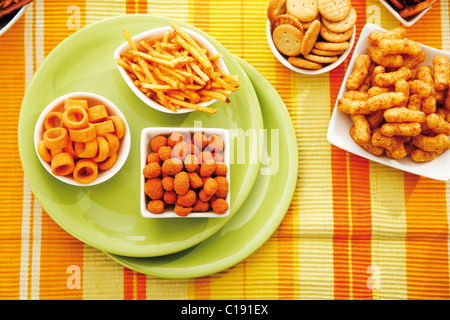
[34,92,131,186]
[379,0,438,27]
[266,0,356,74]
[327,23,450,181]
[114,22,239,114]
[140,127,230,218]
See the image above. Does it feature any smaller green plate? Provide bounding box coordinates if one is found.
[105,57,298,278]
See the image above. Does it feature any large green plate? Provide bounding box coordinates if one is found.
[105,57,298,278]
[18,15,263,257]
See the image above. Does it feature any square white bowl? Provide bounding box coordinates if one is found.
[114,26,229,114]
[378,0,433,27]
[266,20,356,75]
[140,127,230,218]
[327,23,450,181]
[34,92,131,186]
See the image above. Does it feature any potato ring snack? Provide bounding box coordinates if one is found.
[94,120,115,136]
[87,105,108,123]
[73,159,98,184]
[108,115,126,140]
[74,139,98,158]
[44,112,63,131]
[91,136,110,163]
[64,99,88,110]
[98,152,118,171]
[103,133,120,157]
[69,123,96,142]
[37,140,52,163]
[51,152,75,176]
[43,127,70,150]
[62,106,89,129]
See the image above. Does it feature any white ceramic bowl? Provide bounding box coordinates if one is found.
[378,0,433,27]
[34,92,131,186]
[114,26,229,114]
[141,127,230,218]
[0,4,27,37]
[266,19,356,75]
[327,23,450,181]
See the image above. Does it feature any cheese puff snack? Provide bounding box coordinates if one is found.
[337,27,450,164]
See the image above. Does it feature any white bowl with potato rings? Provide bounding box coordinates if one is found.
[266,20,356,75]
[34,92,131,186]
[114,23,237,114]
[327,23,450,181]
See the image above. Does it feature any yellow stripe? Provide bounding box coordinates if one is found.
[210,263,245,299]
[148,0,189,22]
[85,0,126,25]
[369,163,407,299]
[146,277,189,299]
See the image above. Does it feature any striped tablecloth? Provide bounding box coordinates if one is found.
[1,0,450,300]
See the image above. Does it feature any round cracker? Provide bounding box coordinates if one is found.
[310,48,345,56]
[286,0,319,22]
[319,25,353,43]
[304,53,338,63]
[322,7,356,33]
[288,56,323,69]
[301,19,321,56]
[271,14,304,33]
[273,24,304,56]
[267,0,287,22]
[314,40,350,51]
[318,0,351,21]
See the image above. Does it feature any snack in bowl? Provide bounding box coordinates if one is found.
[34,92,130,186]
[141,127,230,218]
[266,0,356,73]
[328,24,450,180]
[0,0,32,19]
[115,22,239,114]
[379,0,438,27]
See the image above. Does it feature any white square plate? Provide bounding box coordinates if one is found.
[378,0,433,27]
[327,23,450,181]
[140,127,230,217]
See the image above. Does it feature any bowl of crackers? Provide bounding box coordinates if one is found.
[327,23,450,181]
[266,0,356,74]
[114,22,239,115]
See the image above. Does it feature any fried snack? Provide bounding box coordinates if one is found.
[43,127,70,150]
[367,45,403,68]
[0,0,33,19]
[350,114,370,143]
[412,134,449,152]
[176,189,197,207]
[37,140,52,163]
[87,105,108,123]
[399,0,439,18]
[346,54,371,90]
[368,27,406,46]
[144,177,164,200]
[192,199,210,212]
[74,139,98,158]
[147,200,165,214]
[371,132,407,159]
[150,135,168,153]
[98,152,118,171]
[72,159,98,184]
[383,107,425,123]
[161,157,183,175]
[210,198,229,214]
[411,148,446,163]
[381,123,422,137]
[367,92,407,112]
[432,55,450,91]
[200,159,217,176]
[108,115,126,140]
[158,145,173,162]
[143,162,162,179]
[408,79,433,98]
[51,152,75,176]
[407,94,422,111]
[44,112,63,131]
[373,66,411,87]
[378,38,422,57]
[350,127,385,156]
[117,23,239,113]
[425,113,450,135]
[214,162,227,176]
[214,176,229,198]
[174,171,190,195]
[174,204,193,216]
[337,98,370,114]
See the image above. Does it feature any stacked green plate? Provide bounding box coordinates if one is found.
[18,15,297,277]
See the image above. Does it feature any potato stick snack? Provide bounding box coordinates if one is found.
[117,23,239,113]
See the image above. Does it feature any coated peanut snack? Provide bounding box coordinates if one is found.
[37,98,127,184]
[267,0,356,70]
[337,27,450,163]
[143,131,229,216]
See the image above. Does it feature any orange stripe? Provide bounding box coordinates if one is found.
[404,174,449,299]
[330,54,350,299]
[405,2,442,49]
[125,0,134,14]
[43,1,86,57]
[123,268,134,300]
[348,154,372,300]
[194,276,211,299]
[0,16,26,300]
[138,0,147,14]
[136,272,147,299]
